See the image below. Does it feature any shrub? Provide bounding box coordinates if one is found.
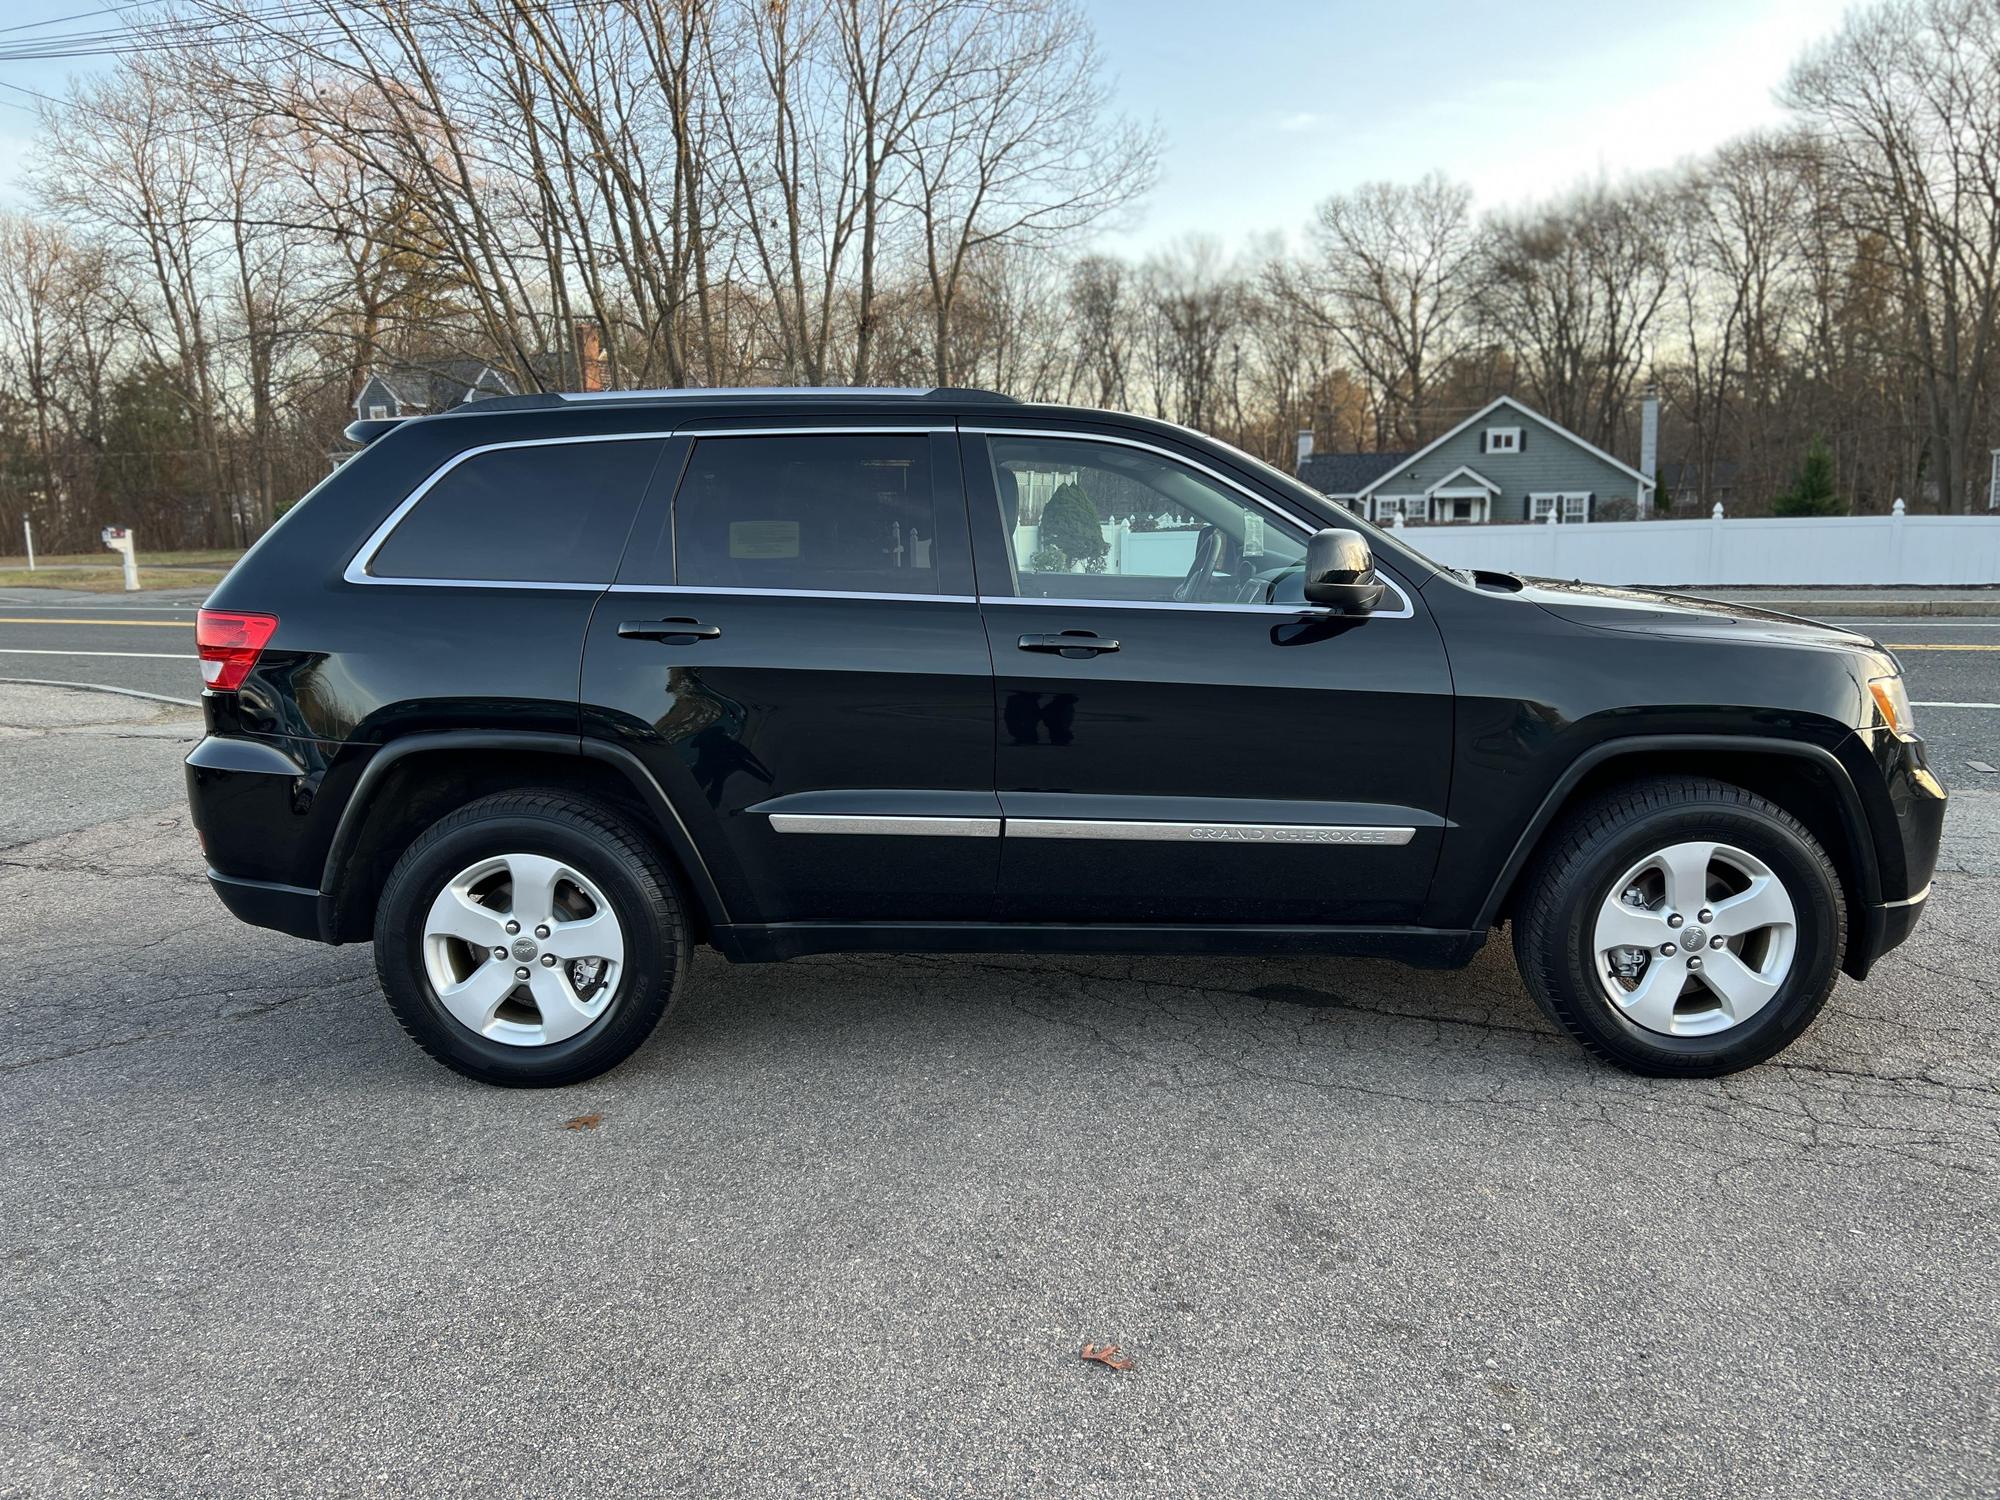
[1028,542,1069,573]
[1039,481,1108,571]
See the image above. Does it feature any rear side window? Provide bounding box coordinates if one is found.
[366,438,663,584]
[669,434,938,594]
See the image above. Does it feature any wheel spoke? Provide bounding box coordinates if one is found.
[542,909,623,964]
[503,853,566,930]
[1708,876,1794,938]
[1695,949,1782,1024]
[1594,897,1672,954]
[1656,842,1716,917]
[435,959,518,1035]
[1614,954,1686,1034]
[527,967,597,1044]
[425,886,509,950]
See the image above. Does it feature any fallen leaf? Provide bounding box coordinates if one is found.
[1080,1342,1134,1372]
[562,1113,604,1131]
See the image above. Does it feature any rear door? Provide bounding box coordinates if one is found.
[580,423,998,927]
[966,424,1454,928]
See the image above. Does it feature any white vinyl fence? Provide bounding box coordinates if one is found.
[1398,503,2000,587]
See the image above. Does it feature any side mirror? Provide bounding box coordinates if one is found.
[1302,527,1385,613]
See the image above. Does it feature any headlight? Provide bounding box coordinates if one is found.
[1869,673,1914,736]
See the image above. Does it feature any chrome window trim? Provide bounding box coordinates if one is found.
[345,425,952,591]
[608,584,976,604]
[1009,818,1416,845]
[768,813,1001,838]
[344,430,674,589]
[961,426,1416,621]
[975,580,1413,618]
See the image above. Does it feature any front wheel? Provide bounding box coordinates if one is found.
[1513,777,1846,1076]
[374,791,688,1087]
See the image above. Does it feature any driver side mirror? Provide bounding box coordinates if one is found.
[1302,528,1385,614]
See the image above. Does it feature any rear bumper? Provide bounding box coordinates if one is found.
[207,869,323,941]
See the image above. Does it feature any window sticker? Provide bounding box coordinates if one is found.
[729,520,800,558]
[1242,514,1266,557]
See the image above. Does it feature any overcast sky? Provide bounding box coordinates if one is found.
[0,0,1852,247]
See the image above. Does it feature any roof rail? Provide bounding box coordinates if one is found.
[553,384,1019,404]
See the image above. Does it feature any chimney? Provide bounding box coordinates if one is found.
[1639,387,1660,517]
[575,321,607,392]
[1295,429,1314,473]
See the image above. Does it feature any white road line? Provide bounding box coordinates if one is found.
[0,648,189,660]
[1912,700,2000,709]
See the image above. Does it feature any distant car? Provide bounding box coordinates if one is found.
[185,387,1945,1086]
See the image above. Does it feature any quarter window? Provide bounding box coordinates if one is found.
[367,438,663,583]
[986,435,1306,605]
[671,434,938,594]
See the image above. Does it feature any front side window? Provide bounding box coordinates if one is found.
[367,438,663,583]
[986,435,1306,605]
[672,434,938,595]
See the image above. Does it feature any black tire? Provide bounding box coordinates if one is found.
[374,790,688,1087]
[1512,776,1846,1077]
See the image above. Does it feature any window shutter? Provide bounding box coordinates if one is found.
[1518,429,1526,451]
[1479,430,1486,453]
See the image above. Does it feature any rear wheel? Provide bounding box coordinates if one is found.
[374,791,687,1087]
[1513,777,1845,1076]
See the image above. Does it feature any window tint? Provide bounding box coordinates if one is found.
[987,435,1305,605]
[368,438,662,583]
[671,434,938,594]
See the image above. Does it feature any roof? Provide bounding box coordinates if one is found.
[1353,395,1652,498]
[1298,450,1414,496]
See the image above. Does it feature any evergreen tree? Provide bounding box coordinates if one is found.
[1773,436,1846,516]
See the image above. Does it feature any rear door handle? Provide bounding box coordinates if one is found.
[1018,631,1120,658]
[618,617,722,642]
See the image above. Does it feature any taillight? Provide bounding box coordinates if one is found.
[196,609,278,692]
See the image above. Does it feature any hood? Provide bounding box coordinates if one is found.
[1505,575,1883,653]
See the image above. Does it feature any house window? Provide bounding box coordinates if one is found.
[1372,495,1430,523]
[1485,427,1522,454]
[367,404,390,420]
[1530,492,1591,524]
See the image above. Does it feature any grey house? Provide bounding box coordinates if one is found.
[1297,396,1653,524]
[353,361,516,421]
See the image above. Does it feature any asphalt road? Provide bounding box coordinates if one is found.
[1,630,1997,1494]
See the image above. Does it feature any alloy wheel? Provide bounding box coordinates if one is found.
[421,852,626,1047]
[1590,840,1798,1037]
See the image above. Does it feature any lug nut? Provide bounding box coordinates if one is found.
[1688,956,1703,970]
[505,920,521,935]
[1660,942,1677,957]
[534,925,550,940]
[1667,913,1684,928]
[540,953,557,967]
[1697,908,1712,923]
[491,946,507,960]
[514,965,530,980]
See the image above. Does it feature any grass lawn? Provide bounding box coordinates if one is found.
[0,548,244,569]
[0,566,230,592]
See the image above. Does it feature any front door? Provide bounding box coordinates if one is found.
[581,427,999,927]
[966,426,1454,928]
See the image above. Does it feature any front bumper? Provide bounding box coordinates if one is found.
[1843,727,1946,979]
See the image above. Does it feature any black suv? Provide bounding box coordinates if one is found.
[186,387,1945,1085]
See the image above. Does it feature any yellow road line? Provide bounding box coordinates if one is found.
[1884,642,2000,651]
[0,616,193,628]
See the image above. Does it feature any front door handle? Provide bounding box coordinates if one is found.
[618,617,722,642]
[1018,631,1120,658]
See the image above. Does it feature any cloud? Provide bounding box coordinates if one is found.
[1275,111,1322,134]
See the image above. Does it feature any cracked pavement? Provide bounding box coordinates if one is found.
[1,683,1995,1498]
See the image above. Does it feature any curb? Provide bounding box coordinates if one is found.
[0,676,201,708]
[1712,599,2000,618]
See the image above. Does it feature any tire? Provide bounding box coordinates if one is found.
[1512,776,1846,1077]
[373,790,688,1087]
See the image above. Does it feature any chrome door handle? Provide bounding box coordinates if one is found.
[618,618,722,642]
[1018,631,1120,658]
